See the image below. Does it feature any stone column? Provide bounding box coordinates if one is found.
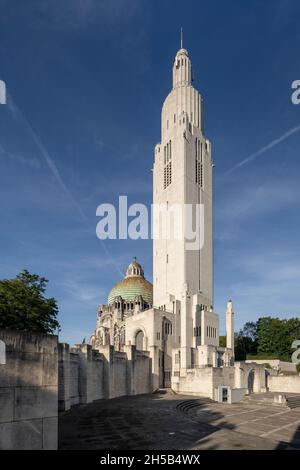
[180,294,191,372]
[75,344,94,404]
[58,343,70,411]
[98,344,114,399]
[226,300,234,355]
[124,344,135,395]
[148,345,160,390]
[212,350,218,367]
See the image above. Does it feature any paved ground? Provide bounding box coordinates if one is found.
[59,390,300,450]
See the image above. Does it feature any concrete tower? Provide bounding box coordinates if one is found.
[226,299,234,353]
[153,39,215,369]
[153,44,213,308]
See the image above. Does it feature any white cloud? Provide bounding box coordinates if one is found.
[225,123,300,175]
[0,143,40,169]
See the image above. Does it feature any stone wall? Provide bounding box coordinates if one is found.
[172,367,216,397]
[172,366,237,398]
[0,329,58,450]
[172,363,267,398]
[58,343,152,411]
[268,375,300,393]
[245,359,296,373]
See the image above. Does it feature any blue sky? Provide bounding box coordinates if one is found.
[0,0,300,343]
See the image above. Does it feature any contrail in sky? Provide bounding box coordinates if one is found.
[7,93,124,277]
[225,123,300,175]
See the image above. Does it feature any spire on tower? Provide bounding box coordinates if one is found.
[180,27,183,49]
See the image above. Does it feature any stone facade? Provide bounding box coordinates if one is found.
[0,329,58,450]
[58,342,152,411]
[91,259,153,352]
[268,375,300,393]
[88,44,266,397]
[87,42,300,401]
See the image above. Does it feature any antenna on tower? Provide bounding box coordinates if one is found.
[180,27,183,49]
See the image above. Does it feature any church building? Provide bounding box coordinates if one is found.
[91,39,267,400]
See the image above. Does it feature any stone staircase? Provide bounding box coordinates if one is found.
[175,398,214,416]
[286,395,300,409]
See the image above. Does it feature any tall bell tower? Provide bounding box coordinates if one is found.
[153,40,214,311]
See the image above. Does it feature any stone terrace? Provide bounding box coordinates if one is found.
[59,389,300,450]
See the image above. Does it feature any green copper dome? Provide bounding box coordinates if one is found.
[107,258,153,306]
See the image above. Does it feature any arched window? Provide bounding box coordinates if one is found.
[135,330,144,351]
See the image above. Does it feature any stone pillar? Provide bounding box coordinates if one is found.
[234,363,243,389]
[180,294,191,371]
[254,367,267,393]
[148,345,160,390]
[58,343,70,411]
[124,344,135,395]
[212,350,218,367]
[98,344,114,399]
[75,344,94,404]
[226,300,234,355]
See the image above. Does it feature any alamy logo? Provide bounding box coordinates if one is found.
[291,80,300,105]
[96,196,205,251]
[0,80,6,105]
[291,339,300,365]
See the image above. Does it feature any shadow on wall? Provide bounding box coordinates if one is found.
[0,329,58,450]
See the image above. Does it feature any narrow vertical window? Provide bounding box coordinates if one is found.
[163,140,172,189]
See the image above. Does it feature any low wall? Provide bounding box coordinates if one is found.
[172,363,267,398]
[245,359,296,373]
[0,329,58,450]
[171,367,232,398]
[268,375,300,393]
[59,343,152,411]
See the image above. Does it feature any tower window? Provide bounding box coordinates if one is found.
[163,140,172,189]
[194,326,201,337]
[195,139,204,188]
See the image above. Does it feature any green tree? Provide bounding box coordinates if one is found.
[257,316,300,361]
[234,332,256,360]
[219,335,226,347]
[0,270,59,334]
[241,321,258,346]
